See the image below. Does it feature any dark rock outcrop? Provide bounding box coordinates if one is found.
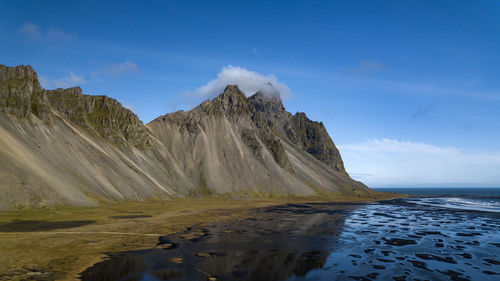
[0,65,43,118]
[288,112,345,172]
[0,65,150,147]
[248,90,345,172]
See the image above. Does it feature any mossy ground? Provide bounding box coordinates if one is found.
[0,195,402,280]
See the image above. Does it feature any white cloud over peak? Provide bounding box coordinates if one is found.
[338,138,500,187]
[39,72,85,89]
[191,65,290,100]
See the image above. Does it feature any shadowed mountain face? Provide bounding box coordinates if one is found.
[0,64,371,209]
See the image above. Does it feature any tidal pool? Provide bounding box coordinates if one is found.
[81,198,500,281]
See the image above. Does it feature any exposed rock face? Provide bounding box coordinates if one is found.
[0,65,43,118]
[248,90,289,123]
[45,87,152,147]
[288,112,346,172]
[0,64,372,209]
[0,65,151,147]
[148,85,369,198]
[248,90,345,172]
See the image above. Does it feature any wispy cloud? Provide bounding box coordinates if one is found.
[412,106,434,120]
[92,60,139,77]
[339,138,500,187]
[265,63,500,101]
[18,22,42,40]
[45,27,76,40]
[18,22,76,41]
[189,65,290,101]
[39,72,85,89]
[345,58,384,74]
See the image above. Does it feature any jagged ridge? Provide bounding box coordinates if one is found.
[0,64,372,209]
[0,65,150,147]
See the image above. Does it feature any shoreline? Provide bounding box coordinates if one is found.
[0,194,403,280]
[81,195,500,281]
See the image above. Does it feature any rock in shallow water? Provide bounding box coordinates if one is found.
[384,238,417,246]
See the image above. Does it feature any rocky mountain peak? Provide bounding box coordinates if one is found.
[0,64,40,89]
[53,86,83,95]
[260,82,281,97]
[199,85,252,117]
[219,84,246,101]
[0,64,43,118]
[248,86,288,124]
[292,112,309,122]
[249,90,284,110]
[215,85,246,104]
[287,111,346,173]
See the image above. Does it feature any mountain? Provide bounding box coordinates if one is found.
[0,64,372,210]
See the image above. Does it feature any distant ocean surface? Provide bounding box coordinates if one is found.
[373,187,500,213]
[372,187,500,196]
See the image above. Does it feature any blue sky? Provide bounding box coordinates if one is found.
[1,0,499,187]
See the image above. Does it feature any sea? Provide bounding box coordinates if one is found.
[372,187,500,197]
[373,187,500,213]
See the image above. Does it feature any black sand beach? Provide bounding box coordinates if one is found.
[81,197,500,281]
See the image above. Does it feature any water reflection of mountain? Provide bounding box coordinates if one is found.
[81,203,360,281]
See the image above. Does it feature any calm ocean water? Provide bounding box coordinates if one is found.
[372,187,500,196]
[373,187,500,213]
